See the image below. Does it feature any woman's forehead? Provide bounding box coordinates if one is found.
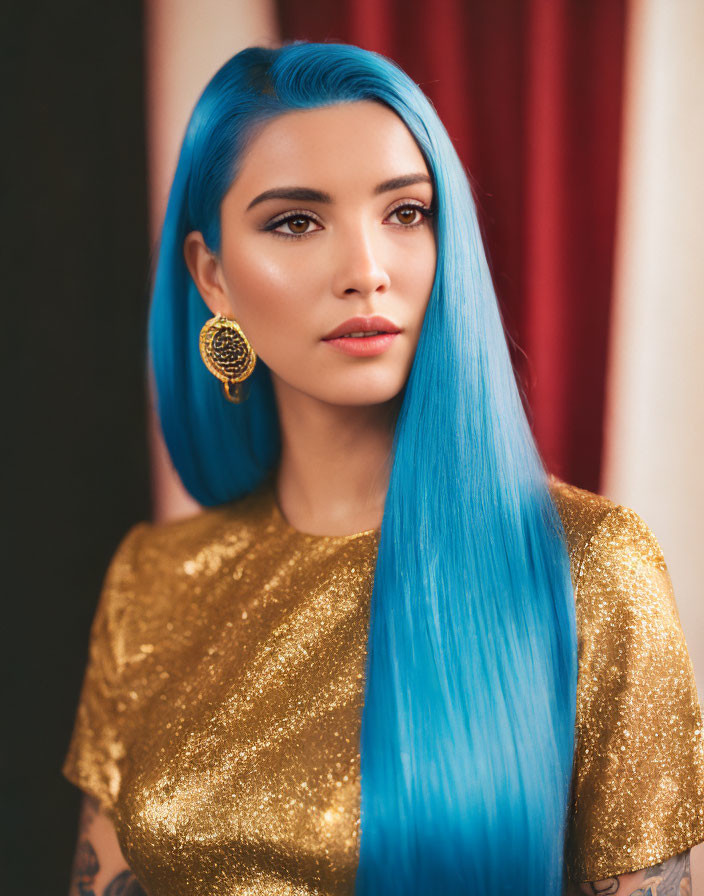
[229,101,432,202]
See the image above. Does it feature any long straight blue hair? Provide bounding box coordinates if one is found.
[148,41,578,896]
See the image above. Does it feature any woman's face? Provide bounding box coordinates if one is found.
[185,100,437,408]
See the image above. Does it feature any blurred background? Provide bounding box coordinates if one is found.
[3,1,702,891]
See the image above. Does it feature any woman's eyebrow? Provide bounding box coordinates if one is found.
[245,173,432,211]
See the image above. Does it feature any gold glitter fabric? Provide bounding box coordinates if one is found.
[62,475,704,892]
[551,480,704,882]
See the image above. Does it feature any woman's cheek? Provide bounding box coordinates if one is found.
[225,261,294,336]
[248,298,317,376]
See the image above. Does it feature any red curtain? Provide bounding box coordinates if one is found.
[276,0,626,492]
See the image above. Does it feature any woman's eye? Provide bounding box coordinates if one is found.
[266,213,321,239]
[387,204,433,227]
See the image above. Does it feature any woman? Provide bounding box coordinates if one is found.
[63,42,704,896]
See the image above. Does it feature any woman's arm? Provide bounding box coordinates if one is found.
[67,794,146,896]
[566,849,693,895]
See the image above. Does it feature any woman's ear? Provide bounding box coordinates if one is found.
[183,231,232,317]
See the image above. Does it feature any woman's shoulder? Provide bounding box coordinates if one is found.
[553,481,704,881]
[547,475,667,596]
[547,477,678,653]
[120,479,275,570]
[94,482,276,633]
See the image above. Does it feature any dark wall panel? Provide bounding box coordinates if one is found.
[1,3,151,892]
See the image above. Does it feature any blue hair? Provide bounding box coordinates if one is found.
[148,41,578,896]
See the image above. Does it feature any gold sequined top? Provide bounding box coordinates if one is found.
[62,475,704,892]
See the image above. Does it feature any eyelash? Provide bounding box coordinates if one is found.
[263,202,435,240]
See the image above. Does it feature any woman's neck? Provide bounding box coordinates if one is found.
[272,380,400,536]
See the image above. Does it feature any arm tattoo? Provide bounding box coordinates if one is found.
[103,870,148,895]
[72,838,99,896]
[70,795,148,896]
[577,850,691,896]
[73,863,148,896]
[630,852,691,896]
[71,796,100,896]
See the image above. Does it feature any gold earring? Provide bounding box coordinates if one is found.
[199,313,257,403]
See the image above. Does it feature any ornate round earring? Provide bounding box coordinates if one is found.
[198,313,257,403]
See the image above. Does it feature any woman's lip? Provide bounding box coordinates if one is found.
[322,315,401,340]
[322,332,399,357]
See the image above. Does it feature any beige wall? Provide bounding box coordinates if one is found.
[602,0,704,880]
[144,0,279,522]
[603,0,704,692]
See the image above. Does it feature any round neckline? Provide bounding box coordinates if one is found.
[265,475,381,541]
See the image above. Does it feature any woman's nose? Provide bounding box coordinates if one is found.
[331,226,391,299]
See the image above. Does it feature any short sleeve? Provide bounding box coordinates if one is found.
[566,505,704,882]
[62,521,148,817]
